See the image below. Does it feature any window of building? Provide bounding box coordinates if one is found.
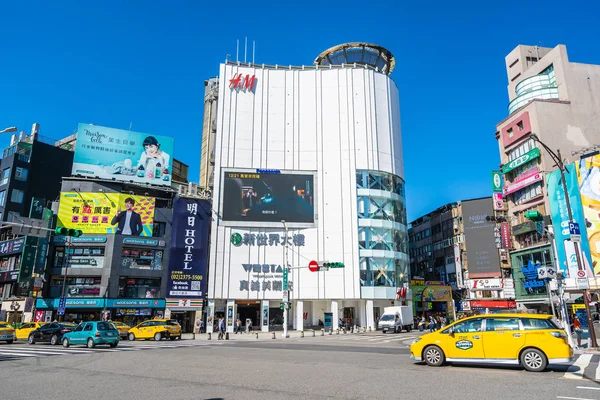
[0,169,9,186]
[121,248,164,270]
[507,128,513,138]
[507,139,535,162]
[118,277,161,298]
[0,255,21,272]
[152,222,166,238]
[14,167,28,182]
[53,247,105,269]
[10,189,24,204]
[516,121,524,131]
[0,190,6,207]
[510,181,543,205]
[7,212,20,222]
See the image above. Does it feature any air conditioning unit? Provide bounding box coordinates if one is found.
[178,185,187,196]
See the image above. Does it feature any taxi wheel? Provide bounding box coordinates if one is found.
[110,342,118,348]
[128,333,136,341]
[423,345,445,367]
[62,338,70,348]
[28,334,36,345]
[87,338,96,349]
[520,348,547,372]
[6,340,13,344]
[50,335,59,346]
[154,332,162,341]
[170,337,177,341]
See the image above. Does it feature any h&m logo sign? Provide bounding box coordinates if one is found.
[229,73,257,92]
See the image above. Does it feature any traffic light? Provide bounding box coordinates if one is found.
[525,211,543,221]
[55,227,83,237]
[323,262,345,269]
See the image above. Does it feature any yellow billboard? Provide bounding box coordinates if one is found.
[577,155,600,274]
[57,192,155,236]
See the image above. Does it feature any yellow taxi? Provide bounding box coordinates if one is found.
[0,322,15,344]
[410,313,573,372]
[127,319,181,341]
[110,321,131,339]
[15,322,44,341]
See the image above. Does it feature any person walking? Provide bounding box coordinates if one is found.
[234,319,241,334]
[573,316,582,348]
[217,318,225,340]
[429,316,436,332]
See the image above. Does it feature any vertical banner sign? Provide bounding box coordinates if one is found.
[501,222,511,249]
[453,244,463,288]
[576,154,600,275]
[492,192,504,211]
[167,198,211,298]
[29,197,46,219]
[262,304,269,326]
[18,236,38,296]
[492,170,503,192]
[33,208,53,275]
[546,163,594,278]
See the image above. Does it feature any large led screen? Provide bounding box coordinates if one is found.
[221,170,315,225]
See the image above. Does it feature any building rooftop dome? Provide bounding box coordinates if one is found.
[314,42,395,75]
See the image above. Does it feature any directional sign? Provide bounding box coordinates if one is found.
[283,268,289,290]
[308,260,319,272]
[577,278,590,290]
[569,222,581,235]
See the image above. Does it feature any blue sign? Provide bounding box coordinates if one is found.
[0,237,25,256]
[521,260,545,289]
[107,299,165,308]
[569,222,581,235]
[167,198,210,298]
[123,238,165,247]
[57,296,66,315]
[72,123,175,187]
[256,169,281,174]
[547,164,593,277]
[35,298,165,309]
[54,236,107,244]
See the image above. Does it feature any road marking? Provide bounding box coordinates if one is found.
[563,354,593,380]
[557,397,595,400]
[0,352,38,357]
[576,387,600,390]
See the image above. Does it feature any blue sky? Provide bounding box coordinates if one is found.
[1,1,599,221]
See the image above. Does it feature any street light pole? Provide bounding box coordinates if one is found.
[282,220,290,338]
[59,237,71,322]
[0,127,17,134]
[532,134,598,347]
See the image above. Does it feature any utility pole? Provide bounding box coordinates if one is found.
[282,220,290,338]
[59,237,71,322]
[532,134,597,347]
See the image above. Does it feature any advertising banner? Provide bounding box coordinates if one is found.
[492,192,504,211]
[221,170,315,226]
[547,163,594,277]
[57,192,155,236]
[503,168,542,195]
[33,207,53,275]
[501,222,511,249]
[167,198,210,298]
[72,123,174,187]
[462,198,502,278]
[576,154,600,275]
[453,244,464,288]
[492,170,503,192]
[502,147,541,174]
[18,236,38,288]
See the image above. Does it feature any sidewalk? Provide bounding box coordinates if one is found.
[183,327,379,341]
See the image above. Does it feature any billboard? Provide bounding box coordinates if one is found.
[57,192,155,236]
[221,170,315,226]
[72,123,174,187]
[167,198,211,298]
[462,198,502,278]
[547,164,594,278]
[577,154,600,275]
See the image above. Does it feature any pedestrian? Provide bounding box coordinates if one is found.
[339,317,343,329]
[418,317,425,332]
[574,316,582,348]
[199,319,205,334]
[245,318,251,334]
[235,319,241,334]
[429,316,436,332]
[217,318,225,340]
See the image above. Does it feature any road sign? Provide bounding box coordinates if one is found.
[571,234,581,242]
[537,266,547,280]
[569,222,581,235]
[57,296,66,316]
[308,260,319,272]
[577,278,590,290]
[282,290,289,300]
[577,270,587,278]
[283,268,289,290]
[546,266,557,279]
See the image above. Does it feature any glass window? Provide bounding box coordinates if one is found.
[121,248,163,270]
[84,324,93,332]
[10,189,24,204]
[75,324,84,332]
[14,167,28,181]
[0,190,6,206]
[119,277,161,298]
[485,318,520,331]
[0,169,9,185]
[97,322,111,331]
[449,318,483,333]
[522,318,559,330]
[152,222,166,238]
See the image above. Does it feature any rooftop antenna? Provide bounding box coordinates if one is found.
[244,37,248,63]
[252,40,255,64]
[236,39,239,62]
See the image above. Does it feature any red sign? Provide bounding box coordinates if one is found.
[397,287,407,299]
[501,222,511,249]
[470,300,517,309]
[308,260,319,272]
[503,168,542,195]
[493,192,504,211]
[229,73,256,91]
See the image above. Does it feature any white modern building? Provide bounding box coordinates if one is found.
[206,43,409,332]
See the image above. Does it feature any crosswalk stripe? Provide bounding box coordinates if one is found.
[563,354,594,380]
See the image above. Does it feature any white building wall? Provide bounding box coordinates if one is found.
[208,64,403,302]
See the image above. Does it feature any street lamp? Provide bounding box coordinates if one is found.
[0,127,17,134]
[531,133,598,348]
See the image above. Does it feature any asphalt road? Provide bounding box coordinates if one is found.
[1,336,598,400]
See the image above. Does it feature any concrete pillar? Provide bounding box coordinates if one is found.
[331,300,339,330]
[296,300,304,331]
[366,300,374,330]
[261,300,269,332]
[359,301,367,328]
[226,300,235,333]
[207,300,215,333]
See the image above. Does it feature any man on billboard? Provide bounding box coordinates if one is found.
[111,197,143,236]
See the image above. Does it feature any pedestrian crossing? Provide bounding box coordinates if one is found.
[0,341,220,362]
[317,332,418,345]
[560,354,600,382]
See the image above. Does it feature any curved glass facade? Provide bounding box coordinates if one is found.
[356,170,409,288]
[508,65,559,114]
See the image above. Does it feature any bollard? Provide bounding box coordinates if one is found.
[207,332,211,340]
[225,332,230,340]
[272,332,276,339]
[255,332,259,339]
[321,329,325,336]
[312,330,315,337]
[368,326,372,332]
[300,331,304,338]
[329,328,332,335]
[336,329,339,335]
[343,327,346,334]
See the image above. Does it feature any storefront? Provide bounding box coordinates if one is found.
[165,299,203,333]
[412,283,455,319]
[35,297,105,322]
[107,299,166,327]
[119,277,161,299]
[510,244,554,313]
[461,299,517,314]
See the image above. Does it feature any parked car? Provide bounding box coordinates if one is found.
[15,322,44,341]
[62,321,119,348]
[410,313,573,372]
[28,322,77,345]
[110,321,131,339]
[0,322,15,344]
[128,319,182,341]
